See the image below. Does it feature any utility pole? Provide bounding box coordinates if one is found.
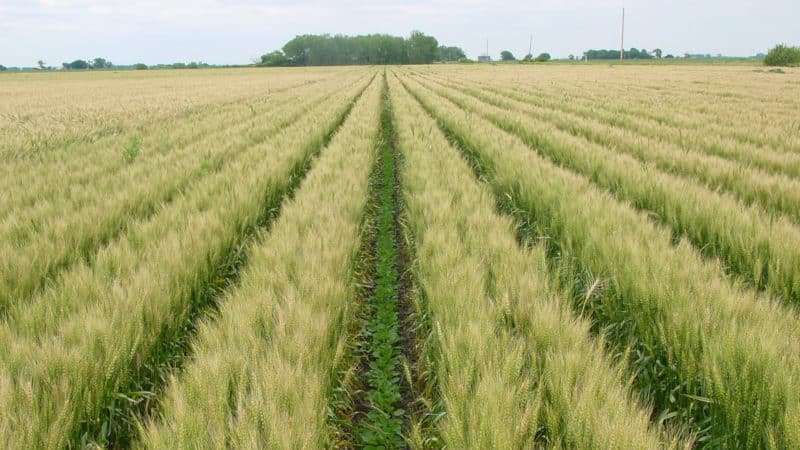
[620,7,625,60]
[529,35,533,57]
[486,38,489,59]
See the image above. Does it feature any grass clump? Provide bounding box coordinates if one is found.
[123,136,141,163]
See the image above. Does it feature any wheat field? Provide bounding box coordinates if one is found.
[1,63,799,448]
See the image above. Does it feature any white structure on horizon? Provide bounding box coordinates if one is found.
[478,38,492,62]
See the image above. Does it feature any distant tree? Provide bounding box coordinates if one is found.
[654,48,663,59]
[500,50,516,61]
[764,44,800,67]
[260,51,290,66]
[172,62,187,69]
[133,63,148,70]
[37,60,46,69]
[64,59,89,70]
[523,53,533,61]
[0,65,6,71]
[569,54,575,60]
[92,57,111,69]
[535,52,551,62]
[664,54,675,59]
[436,45,466,62]
[277,32,451,66]
[585,48,654,60]
[407,31,438,64]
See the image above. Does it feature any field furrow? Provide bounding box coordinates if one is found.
[390,73,680,448]
[324,75,424,448]
[138,74,382,449]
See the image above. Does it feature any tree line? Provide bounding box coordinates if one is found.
[61,58,113,70]
[584,48,664,60]
[260,31,465,66]
[500,50,551,62]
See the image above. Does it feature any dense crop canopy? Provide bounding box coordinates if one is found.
[1,63,798,449]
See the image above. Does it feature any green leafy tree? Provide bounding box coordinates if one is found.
[260,51,290,66]
[523,53,533,61]
[279,32,447,66]
[0,65,7,71]
[654,48,663,59]
[764,44,800,66]
[500,50,516,61]
[436,45,466,62]
[585,48,654,60]
[535,52,551,62]
[407,30,438,64]
[92,57,111,69]
[65,59,89,70]
[133,63,148,70]
[37,60,46,69]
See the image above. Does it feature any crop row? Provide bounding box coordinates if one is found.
[407,74,800,308]
[0,72,355,217]
[0,77,360,338]
[0,76,364,315]
[139,75,383,449]
[389,73,680,448]
[421,67,800,172]
[401,74,800,447]
[420,74,800,223]
[0,67,355,159]
[0,74,372,448]
[425,65,800,155]
[487,80,800,179]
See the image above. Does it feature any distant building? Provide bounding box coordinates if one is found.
[478,55,492,62]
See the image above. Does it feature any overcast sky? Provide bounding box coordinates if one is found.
[1,0,798,66]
